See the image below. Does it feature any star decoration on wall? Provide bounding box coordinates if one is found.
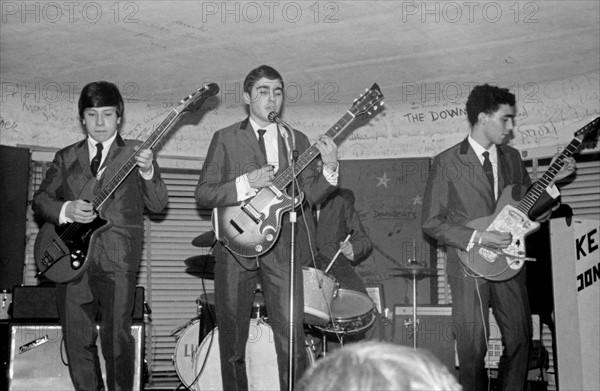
[412,195,422,205]
[376,172,391,188]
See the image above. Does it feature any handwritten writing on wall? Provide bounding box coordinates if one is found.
[1,73,598,160]
[340,158,433,305]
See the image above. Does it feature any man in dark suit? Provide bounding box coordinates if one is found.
[33,81,168,391]
[310,186,384,346]
[195,65,339,390]
[312,187,372,294]
[422,84,575,391]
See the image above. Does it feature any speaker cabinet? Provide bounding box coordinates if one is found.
[393,305,457,375]
[11,285,145,321]
[8,323,144,390]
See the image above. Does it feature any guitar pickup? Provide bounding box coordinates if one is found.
[241,203,261,224]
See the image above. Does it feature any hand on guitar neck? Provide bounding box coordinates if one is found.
[65,200,98,224]
[548,154,576,187]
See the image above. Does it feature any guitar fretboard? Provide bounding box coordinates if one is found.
[517,116,599,214]
[92,110,180,210]
[272,111,356,190]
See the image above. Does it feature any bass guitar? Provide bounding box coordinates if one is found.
[213,84,384,258]
[34,83,219,283]
[457,116,599,281]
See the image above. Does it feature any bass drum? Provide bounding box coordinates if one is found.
[173,320,203,389]
[192,319,314,390]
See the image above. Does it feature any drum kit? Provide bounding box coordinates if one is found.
[172,232,434,389]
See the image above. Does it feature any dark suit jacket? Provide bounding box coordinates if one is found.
[422,138,553,277]
[313,189,372,292]
[195,117,336,263]
[33,134,168,271]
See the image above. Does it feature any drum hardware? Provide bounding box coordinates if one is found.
[251,285,268,319]
[390,261,437,349]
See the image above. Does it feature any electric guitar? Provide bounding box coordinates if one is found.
[212,84,384,258]
[457,116,599,281]
[34,83,219,283]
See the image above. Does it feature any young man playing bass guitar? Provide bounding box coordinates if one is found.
[33,81,168,390]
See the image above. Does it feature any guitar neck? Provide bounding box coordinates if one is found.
[516,137,581,215]
[93,109,180,210]
[272,111,356,190]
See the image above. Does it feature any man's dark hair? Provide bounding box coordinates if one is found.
[243,65,284,94]
[466,84,515,126]
[78,81,124,119]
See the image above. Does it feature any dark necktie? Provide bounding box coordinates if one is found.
[257,129,267,160]
[91,143,103,177]
[482,151,494,193]
[312,204,319,231]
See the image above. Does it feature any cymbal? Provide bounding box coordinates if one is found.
[184,255,215,278]
[192,231,216,247]
[390,265,437,277]
[185,254,215,268]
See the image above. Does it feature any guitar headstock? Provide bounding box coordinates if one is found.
[350,83,385,117]
[574,116,600,144]
[175,83,220,114]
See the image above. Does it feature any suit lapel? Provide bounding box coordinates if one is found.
[76,140,94,178]
[238,117,267,166]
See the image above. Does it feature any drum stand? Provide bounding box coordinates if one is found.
[391,263,437,350]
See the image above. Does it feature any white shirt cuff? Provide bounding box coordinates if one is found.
[236,174,257,202]
[59,201,74,225]
[546,184,560,199]
[466,230,478,251]
[322,162,339,186]
[139,165,154,180]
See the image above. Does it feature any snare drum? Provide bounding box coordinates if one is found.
[303,267,337,326]
[191,319,315,390]
[317,289,376,335]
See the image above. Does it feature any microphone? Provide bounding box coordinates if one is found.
[268,112,296,160]
[268,112,294,129]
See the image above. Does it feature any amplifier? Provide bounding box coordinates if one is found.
[11,285,145,321]
[7,323,144,390]
[393,305,457,375]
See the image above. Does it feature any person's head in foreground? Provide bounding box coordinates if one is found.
[297,341,462,391]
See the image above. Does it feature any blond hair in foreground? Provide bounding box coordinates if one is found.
[297,341,462,391]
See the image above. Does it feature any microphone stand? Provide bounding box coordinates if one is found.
[281,123,298,391]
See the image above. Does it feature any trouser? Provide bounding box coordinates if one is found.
[449,269,532,391]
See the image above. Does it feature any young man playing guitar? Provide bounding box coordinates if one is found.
[33,81,168,390]
[422,84,576,391]
[195,65,339,390]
